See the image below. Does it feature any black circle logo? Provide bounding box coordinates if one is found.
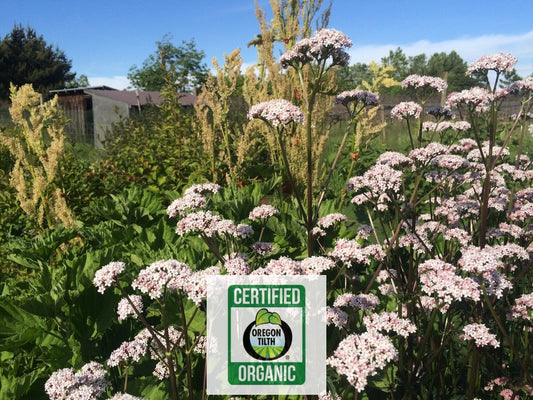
[242,308,292,360]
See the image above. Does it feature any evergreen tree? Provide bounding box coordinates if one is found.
[0,24,75,101]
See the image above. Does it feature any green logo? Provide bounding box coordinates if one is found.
[228,284,306,385]
[243,308,293,360]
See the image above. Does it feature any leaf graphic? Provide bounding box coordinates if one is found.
[255,308,271,326]
[269,312,282,325]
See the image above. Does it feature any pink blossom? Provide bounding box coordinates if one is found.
[256,256,301,275]
[250,241,275,256]
[333,90,379,108]
[107,329,151,367]
[316,213,347,231]
[409,142,448,165]
[300,256,335,275]
[175,210,221,236]
[326,306,348,328]
[93,261,125,294]
[401,74,447,92]
[110,394,147,400]
[453,121,471,131]
[333,293,379,311]
[247,99,304,127]
[390,101,423,119]
[507,293,533,321]
[363,312,416,338]
[183,266,221,305]
[510,76,533,95]
[132,259,192,299]
[375,151,413,168]
[419,259,480,305]
[183,183,220,196]
[167,192,206,218]
[117,295,143,321]
[356,224,373,241]
[446,87,493,112]
[249,204,280,220]
[280,28,352,68]
[329,239,385,265]
[466,53,517,75]
[458,245,504,274]
[224,254,251,275]
[460,323,499,348]
[45,362,109,400]
[327,331,398,392]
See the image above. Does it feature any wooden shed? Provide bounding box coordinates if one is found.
[51,87,196,148]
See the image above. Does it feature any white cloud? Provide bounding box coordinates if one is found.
[87,76,131,90]
[349,30,533,78]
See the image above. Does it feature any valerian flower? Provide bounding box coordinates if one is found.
[466,53,517,76]
[280,28,352,68]
[402,74,448,92]
[327,331,398,392]
[247,99,304,127]
[93,261,125,294]
[333,90,379,108]
[390,101,423,119]
[460,323,499,348]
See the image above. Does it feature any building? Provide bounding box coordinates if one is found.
[51,87,196,148]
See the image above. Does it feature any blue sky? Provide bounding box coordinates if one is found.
[2,0,533,90]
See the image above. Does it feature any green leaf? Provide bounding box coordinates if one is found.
[268,312,282,326]
[255,308,271,326]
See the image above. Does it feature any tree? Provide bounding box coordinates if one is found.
[381,47,409,81]
[336,62,373,91]
[66,74,89,89]
[0,24,75,101]
[426,51,479,92]
[128,34,208,92]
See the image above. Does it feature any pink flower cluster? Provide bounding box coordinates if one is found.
[466,53,517,75]
[248,204,280,220]
[45,361,109,400]
[247,99,304,127]
[401,74,448,92]
[419,259,480,306]
[327,331,398,392]
[313,212,347,236]
[175,210,253,238]
[93,261,125,294]
[250,241,276,256]
[362,312,417,338]
[375,151,413,168]
[446,87,494,112]
[110,394,146,400]
[117,295,143,321]
[333,90,379,108]
[507,293,533,321]
[333,292,380,311]
[509,76,533,95]
[460,323,499,348]
[223,253,251,275]
[280,28,352,68]
[107,329,151,367]
[326,306,348,328]
[329,239,385,265]
[132,259,192,299]
[167,183,220,218]
[390,101,422,119]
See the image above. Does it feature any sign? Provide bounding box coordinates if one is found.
[207,275,325,395]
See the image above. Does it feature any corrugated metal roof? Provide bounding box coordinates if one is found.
[85,89,196,106]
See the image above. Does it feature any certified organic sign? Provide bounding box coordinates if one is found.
[207,276,325,395]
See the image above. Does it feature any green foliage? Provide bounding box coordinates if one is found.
[127,34,208,92]
[103,100,207,196]
[0,24,75,101]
